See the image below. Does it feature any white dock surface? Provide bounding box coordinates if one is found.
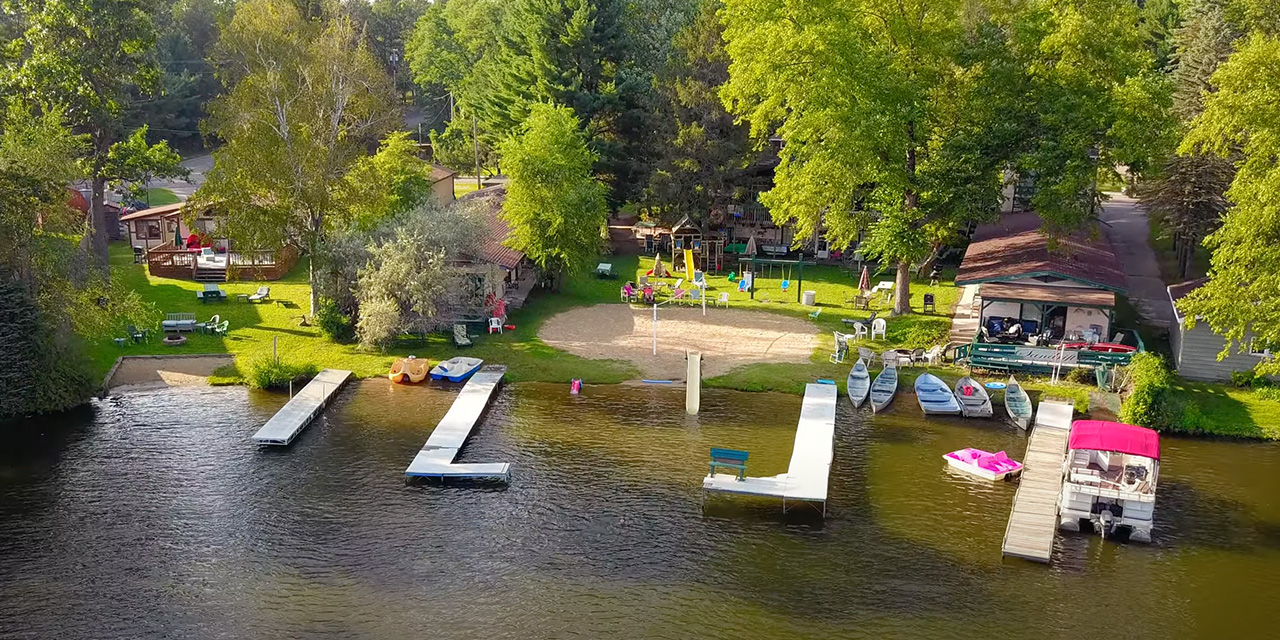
[703,383,837,510]
[1001,399,1073,562]
[251,369,353,445]
[405,365,510,480]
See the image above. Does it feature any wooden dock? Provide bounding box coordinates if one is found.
[405,365,510,481]
[1001,400,1073,563]
[251,369,353,446]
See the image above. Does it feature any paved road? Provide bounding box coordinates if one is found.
[1098,193,1173,328]
[152,153,212,201]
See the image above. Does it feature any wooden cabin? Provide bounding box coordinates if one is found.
[1167,279,1273,381]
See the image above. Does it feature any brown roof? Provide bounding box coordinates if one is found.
[979,282,1116,308]
[1167,278,1208,322]
[120,202,184,222]
[955,212,1127,292]
[431,164,458,183]
[460,186,525,270]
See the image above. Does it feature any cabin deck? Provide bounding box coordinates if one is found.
[405,365,510,481]
[703,383,837,514]
[1001,400,1073,563]
[250,369,353,445]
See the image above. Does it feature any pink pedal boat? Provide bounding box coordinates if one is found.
[943,448,1024,481]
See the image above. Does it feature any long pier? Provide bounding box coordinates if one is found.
[703,382,837,515]
[251,369,353,445]
[1001,399,1073,562]
[405,365,510,481]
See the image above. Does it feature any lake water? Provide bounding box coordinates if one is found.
[1,381,1278,639]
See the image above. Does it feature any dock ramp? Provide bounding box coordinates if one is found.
[405,365,510,481]
[251,369,353,446]
[1001,399,1073,562]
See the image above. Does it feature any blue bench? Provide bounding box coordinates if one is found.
[709,448,749,481]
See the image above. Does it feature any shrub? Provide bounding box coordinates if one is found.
[1118,353,1179,429]
[315,299,355,343]
[246,357,319,390]
[1065,367,1096,385]
[892,320,950,349]
[1230,369,1259,388]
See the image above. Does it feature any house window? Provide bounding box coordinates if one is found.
[1249,338,1277,358]
[167,221,177,232]
[145,221,161,239]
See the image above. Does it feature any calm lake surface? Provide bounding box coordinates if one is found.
[1,380,1278,639]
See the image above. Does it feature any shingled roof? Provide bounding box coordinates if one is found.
[955,212,1127,292]
[460,185,525,270]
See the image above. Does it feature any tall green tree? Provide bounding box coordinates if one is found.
[197,0,398,315]
[5,0,181,263]
[500,103,607,287]
[643,0,751,228]
[1178,32,1280,376]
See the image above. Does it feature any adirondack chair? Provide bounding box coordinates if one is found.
[126,324,147,343]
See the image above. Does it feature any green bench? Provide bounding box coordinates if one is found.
[709,448,749,481]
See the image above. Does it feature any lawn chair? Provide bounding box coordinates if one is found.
[858,347,875,361]
[849,321,868,340]
[687,288,703,306]
[453,324,473,347]
[922,293,936,313]
[126,324,147,344]
[488,317,503,334]
[871,318,887,340]
[639,274,649,287]
[920,345,943,365]
[907,348,925,367]
[808,307,821,321]
[716,292,730,308]
[830,332,850,363]
[200,314,220,334]
[132,247,145,264]
[248,286,270,303]
[669,287,687,304]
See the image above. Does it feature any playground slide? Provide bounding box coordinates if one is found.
[684,248,695,280]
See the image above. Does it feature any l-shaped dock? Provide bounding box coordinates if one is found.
[251,369,353,445]
[703,382,837,515]
[405,365,511,481]
[1001,399,1073,562]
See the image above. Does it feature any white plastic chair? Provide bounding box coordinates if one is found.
[858,347,874,361]
[717,292,730,308]
[881,351,897,368]
[488,317,502,334]
[852,322,868,340]
[871,318,887,340]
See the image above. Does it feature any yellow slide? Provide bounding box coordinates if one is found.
[684,248,695,280]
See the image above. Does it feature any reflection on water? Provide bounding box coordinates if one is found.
[0,381,1277,638]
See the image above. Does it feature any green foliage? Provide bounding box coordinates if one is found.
[103,126,189,201]
[337,131,437,231]
[500,103,607,283]
[1137,153,1233,280]
[246,356,319,390]
[315,299,355,343]
[1172,0,1239,121]
[890,323,950,351]
[1178,32,1280,378]
[0,278,96,418]
[1256,386,1280,403]
[1066,367,1097,385]
[196,0,398,313]
[1119,352,1179,428]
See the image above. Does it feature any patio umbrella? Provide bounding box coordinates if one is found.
[858,265,870,294]
[652,253,666,278]
[174,224,182,248]
[744,235,757,257]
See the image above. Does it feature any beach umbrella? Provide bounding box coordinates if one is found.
[858,265,870,293]
[744,235,757,257]
[653,253,666,278]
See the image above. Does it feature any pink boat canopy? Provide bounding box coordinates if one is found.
[1069,420,1160,459]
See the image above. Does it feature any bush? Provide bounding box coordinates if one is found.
[246,357,319,390]
[891,320,950,349]
[1065,367,1096,385]
[1231,369,1260,388]
[1118,353,1205,432]
[315,299,355,343]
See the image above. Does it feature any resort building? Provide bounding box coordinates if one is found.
[457,186,536,311]
[953,212,1143,373]
[123,202,297,282]
[1167,279,1274,381]
[429,164,458,205]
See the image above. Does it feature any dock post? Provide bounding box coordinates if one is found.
[686,350,701,415]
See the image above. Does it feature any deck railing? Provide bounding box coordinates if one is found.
[145,244,298,281]
[144,244,198,279]
[956,330,1143,373]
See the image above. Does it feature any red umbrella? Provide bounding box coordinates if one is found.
[858,265,870,293]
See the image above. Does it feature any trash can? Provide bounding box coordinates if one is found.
[802,290,817,306]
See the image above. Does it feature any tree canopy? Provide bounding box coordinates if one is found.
[500,103,607,284]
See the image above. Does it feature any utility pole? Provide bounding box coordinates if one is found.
[472,111,482,190]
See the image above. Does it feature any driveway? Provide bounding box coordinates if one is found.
[1098,193,1173,328]
[152,153,212,201]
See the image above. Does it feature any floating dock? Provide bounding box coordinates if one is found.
[1001,399,1073,562]
[703,382,837,515]
[251,369,353,446]
[405,365,510,481]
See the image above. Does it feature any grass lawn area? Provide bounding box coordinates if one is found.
[453,180,482,199]
[92,243,638,386]
[144,188,181,206]
[1170,379,1280,440]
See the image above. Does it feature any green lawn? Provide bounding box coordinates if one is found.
[1170,379,1280,440]
[453,180,482,199]
[144,188,181,206]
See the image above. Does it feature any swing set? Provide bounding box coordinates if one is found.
[736,257,812,303]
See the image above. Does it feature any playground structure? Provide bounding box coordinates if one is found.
[736,257,813,304]
[671,219,727,274]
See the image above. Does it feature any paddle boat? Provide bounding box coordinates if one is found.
[870,365,898,413]
[430,357,484,382]
[847,358,870,408]
[954,376,994,418]
[1059,420,1159,543]
[388,356,430,384]
[1004,375,1033,429]
[943,448,1024,481]
[915,373,962,415]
